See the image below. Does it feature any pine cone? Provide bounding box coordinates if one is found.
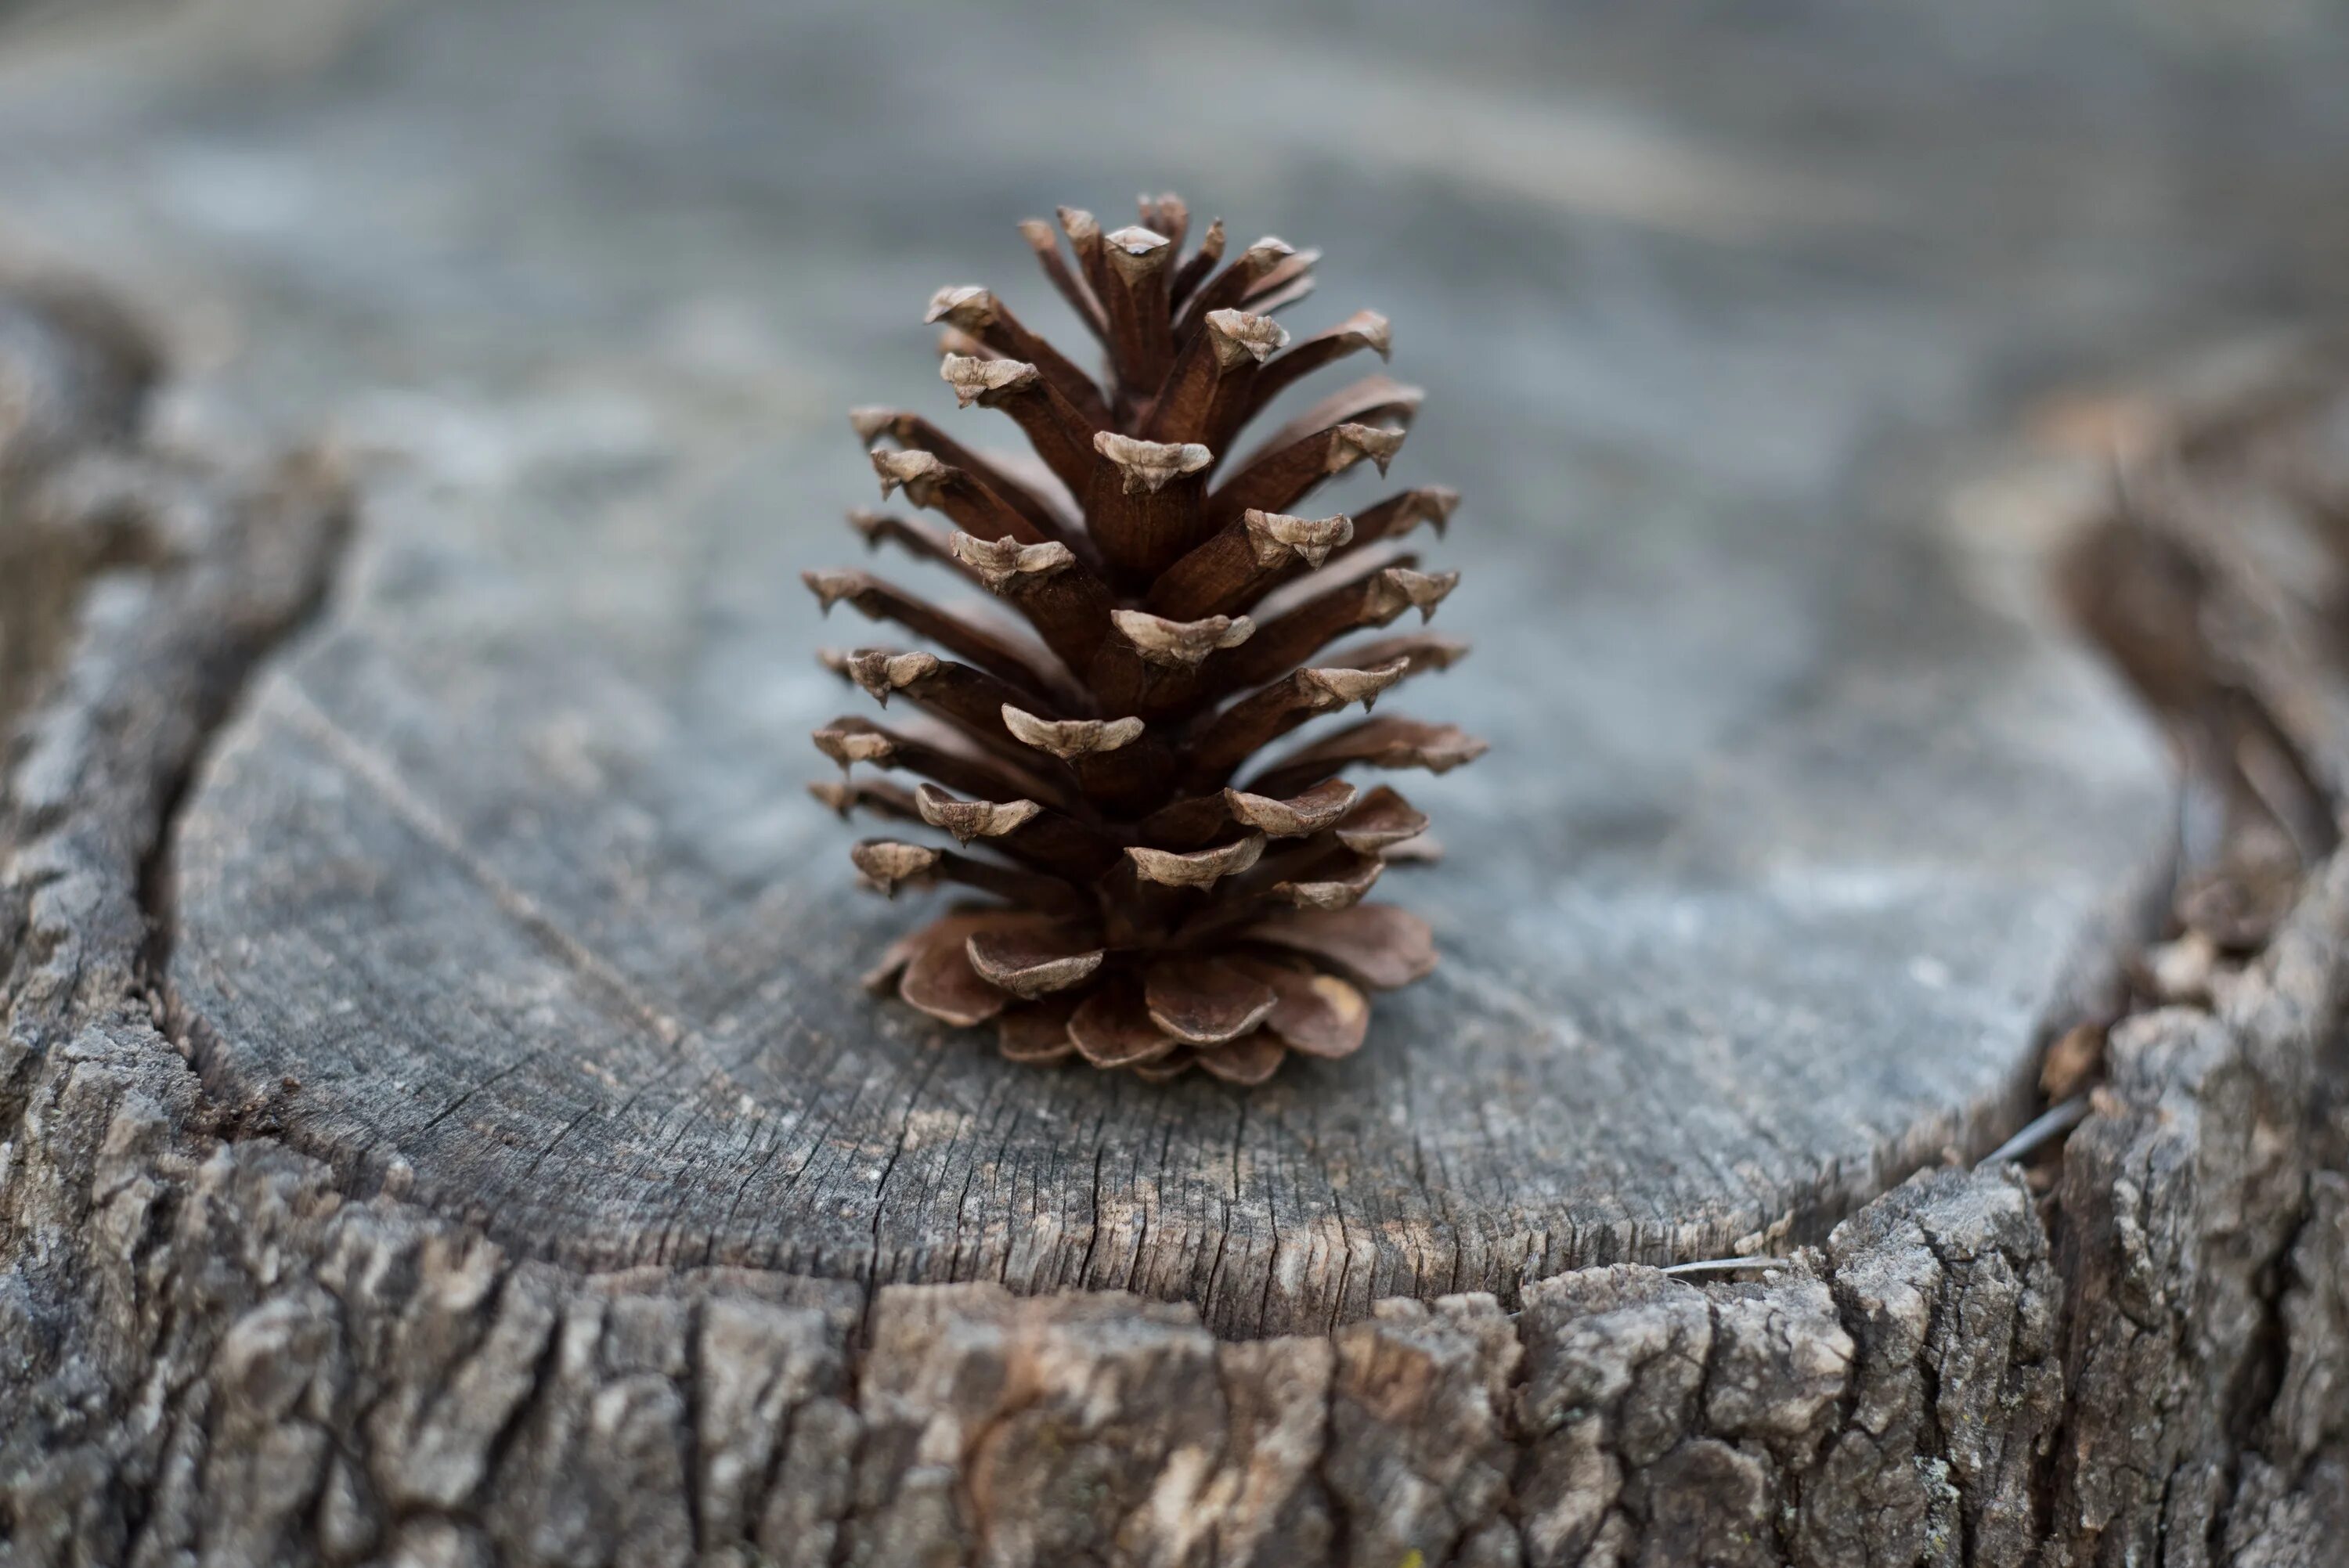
[807,195,1482,1083]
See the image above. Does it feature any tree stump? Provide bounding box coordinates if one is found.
[5,2,2349,1564]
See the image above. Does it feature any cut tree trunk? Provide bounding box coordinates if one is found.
[4,2,2349,1564]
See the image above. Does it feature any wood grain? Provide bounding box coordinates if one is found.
[0,0,2206,1335]
[3,319,2344,1558]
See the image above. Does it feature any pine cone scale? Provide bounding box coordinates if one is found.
[814,194,1480,1081]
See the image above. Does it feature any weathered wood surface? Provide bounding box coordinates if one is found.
[4,321,2347,1563]
[2,0,2348,1563]
[0,0,2220,1336]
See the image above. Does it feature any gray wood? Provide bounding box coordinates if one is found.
[5,0,2207,1337]
[2,351,2343,1561]
[2,0,2348,1562]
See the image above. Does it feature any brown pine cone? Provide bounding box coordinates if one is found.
[807,194,1481,1083]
